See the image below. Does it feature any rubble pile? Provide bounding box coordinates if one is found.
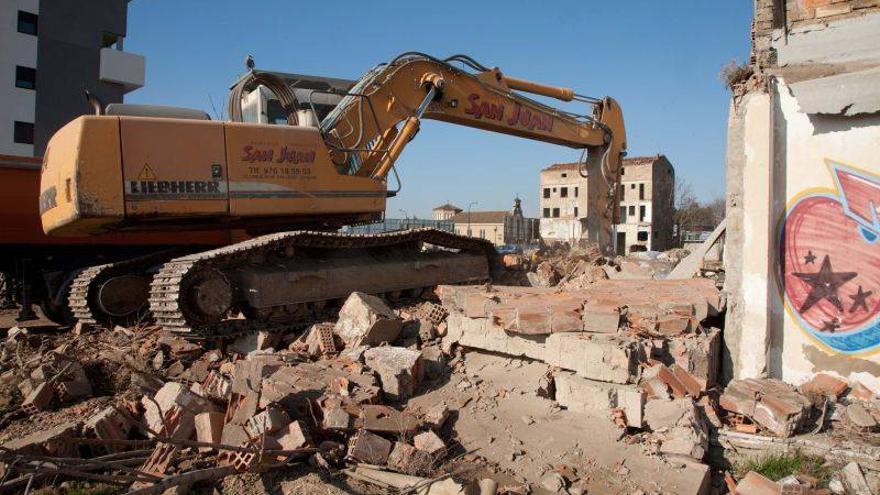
[0,276,878,493]
[0,293,477,494]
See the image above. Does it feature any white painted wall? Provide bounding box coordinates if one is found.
[773,78,880,383]
[729,79,880,385]
[0,0,39,156]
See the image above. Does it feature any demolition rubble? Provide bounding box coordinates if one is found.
[0,248,879,494]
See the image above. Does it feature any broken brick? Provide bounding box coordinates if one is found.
[22,382,55,414]
[348,429,393,464]
[798,373,848,400]
[720,379,810,438]
[194,412,225,452]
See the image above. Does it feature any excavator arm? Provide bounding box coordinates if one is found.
[319,53,626,247]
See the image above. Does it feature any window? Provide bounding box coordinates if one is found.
[15,66,36,90]
[619,185,625,198]
[639,183,645,200]
[628,205,635,216]
[543,188,550,199]
[619,206,626,220]
[639,205,646,222]
[543,208,550,218]
[630,183,636,189]
[637,231,649,241]
[561,173,567,178]
[14,121,34,144]
[552,208,560,218]
[620,167,625,176]
[480,229,485,238]
[560,187,568,198]
[17,11,38,35]
[573,207,578,217]
[574,187,579,197]
[552,188,556,192]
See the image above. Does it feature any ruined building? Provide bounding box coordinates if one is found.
[451,198,538,246]
[724,0,880,383]
[539,156,675,254]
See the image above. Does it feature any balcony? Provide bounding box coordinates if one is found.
[99,48,145,93]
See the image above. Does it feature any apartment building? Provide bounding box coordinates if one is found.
[1,0,144,157]
[538,163,588,241]
[616,155,675,254]
[539,155,675,254]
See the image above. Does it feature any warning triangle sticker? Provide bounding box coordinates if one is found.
[138,163,157,180]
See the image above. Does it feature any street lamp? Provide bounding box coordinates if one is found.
[467,201,478,237]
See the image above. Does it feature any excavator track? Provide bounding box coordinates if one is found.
[149,229,495,339]
[69,249,185,326]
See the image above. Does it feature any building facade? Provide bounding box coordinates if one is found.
[432,203,462,221]
[1,0,144,157]
[539,156,675,254]
[616,155,675,254]
[538,163,589,241]
[723,0,880,385]
[451,199,538,246]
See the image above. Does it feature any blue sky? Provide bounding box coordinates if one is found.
[126,1,751,218]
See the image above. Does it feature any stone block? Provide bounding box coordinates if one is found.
[335,292,403,347]
[665,328,721,388]
[545,333,640,384]
[423,404,451,430]
[194,412,225,452]
[444,311,547,360]
[364,346,423,401]
[581,299,621,334]
[413,430,446,455]
[229,330,277,355]
[246,406,290,437]
[645,398,708,461]
[554,372,644,427]
[272,420,309,450]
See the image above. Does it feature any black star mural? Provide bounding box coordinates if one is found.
[792,255,857,313]
[821,318,841,333]
[804,250,816,264]
[849,285,873,313]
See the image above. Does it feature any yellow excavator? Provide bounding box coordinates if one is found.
[39,52,626,338]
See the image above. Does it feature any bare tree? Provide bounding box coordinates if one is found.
[673,181,722,246]
[706,196,726,224]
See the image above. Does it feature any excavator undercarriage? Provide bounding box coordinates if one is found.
[148,229,494,339]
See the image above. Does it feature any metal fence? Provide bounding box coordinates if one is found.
[342,218,455,234]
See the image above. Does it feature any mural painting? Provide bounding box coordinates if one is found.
[780,160,880,355]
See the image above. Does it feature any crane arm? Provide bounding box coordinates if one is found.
[319,52,626,247]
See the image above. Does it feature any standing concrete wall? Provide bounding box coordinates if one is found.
[725,78,880,386]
